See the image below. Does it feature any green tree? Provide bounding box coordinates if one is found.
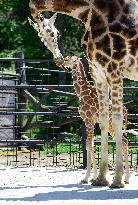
[0,0,85,58]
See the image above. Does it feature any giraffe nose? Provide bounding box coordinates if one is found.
[54,56,64,67]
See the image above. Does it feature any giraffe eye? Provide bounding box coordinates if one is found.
[50,32,54,37]
[40,14,44,21]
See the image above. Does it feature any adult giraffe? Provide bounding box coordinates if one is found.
[29,0,138,188]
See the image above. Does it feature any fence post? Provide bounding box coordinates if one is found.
[59,71,66,85]
[82,122,87,168]
[14,52,26,139]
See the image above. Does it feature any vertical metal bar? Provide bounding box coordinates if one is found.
[30,144,32,166]
[14,52,26,140]
[69,139,72,166]
[113,144,115,164]
[131,149,133,167]
[137,150,138,166]
[16,143,18,166]
[6,141,8,166]
[39,145,41,166]
[98,146,100,165]
[56,143,58,166]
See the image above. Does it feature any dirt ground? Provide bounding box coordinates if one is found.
[0,166,138,205]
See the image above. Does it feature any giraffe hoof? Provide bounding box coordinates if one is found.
[92,177,109,186]
[110,181,124,188]
[80,179,88,184]
[90,178,96,184]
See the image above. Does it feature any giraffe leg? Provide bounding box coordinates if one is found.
[81,124,98,184]
[90,139,98,183]
[122,136,130,184]
[93,83,109,186]
[110,79,124,188]
[122,108,130,184]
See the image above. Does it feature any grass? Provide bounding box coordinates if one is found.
[42,143,82,155]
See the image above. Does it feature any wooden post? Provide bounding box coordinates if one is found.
[82,121,87,168]
[14,52,26,139]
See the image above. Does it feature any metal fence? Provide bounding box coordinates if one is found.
[0,53,138,168]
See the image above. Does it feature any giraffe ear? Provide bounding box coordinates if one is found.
[49,13,57,25]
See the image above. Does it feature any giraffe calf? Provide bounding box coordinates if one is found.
[62,56,130,184]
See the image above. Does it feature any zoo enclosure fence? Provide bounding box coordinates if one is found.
[0,53,138,169]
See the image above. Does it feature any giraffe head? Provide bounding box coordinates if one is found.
[28,12,63,63]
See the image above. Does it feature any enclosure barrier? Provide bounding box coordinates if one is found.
[0,140,137,169]
[0,53,138,168]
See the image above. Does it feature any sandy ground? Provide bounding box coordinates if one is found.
[0,166,137,205]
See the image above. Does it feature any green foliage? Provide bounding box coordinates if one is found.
[0,0,85,58]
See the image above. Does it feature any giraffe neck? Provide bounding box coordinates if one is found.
[72,60,90,98]
[30,0,91,23]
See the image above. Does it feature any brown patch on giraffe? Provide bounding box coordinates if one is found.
[112,92,118,98]
[119,15,136,29]
[31,0,46,10]
[112,85,118,90]
[107,1,120,23]
[79,111,85,119]
[84,31,90,42]
[96,53,109,67]
[94,0,108,13]
[96,34,111,57]
[82,43,88,58]
[74,83,80,95]
[78,9,90,23]
[109,23,122,33]
[83,95,91,102]
[81,90,89,96]
[81,84,89,91]
[112,99,118,105]
[79,81,85,86]
[112,107,121,113]
[53,0,89,13]
[86,110,92,118]
[31,0,45,7]
[122,28,137,39]
[111,35,126,60]
[129,38,138,56]
[30,8,35,15]
[123,4,129,14]
[111,72,118,79]
[118,0,125,6]
[90,10,107,39]
[72,75,77,81]
[91,107,97,115]
[112,78,122,84]
[84,118,90,125]
[88,41,94,60]
[107,62,118,73]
